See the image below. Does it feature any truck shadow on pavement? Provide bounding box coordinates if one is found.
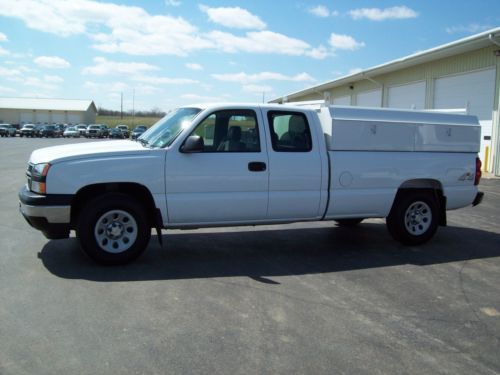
[38,223,500,282]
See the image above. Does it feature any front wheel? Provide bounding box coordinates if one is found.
[386,191,439,245]
[76,193,151,265]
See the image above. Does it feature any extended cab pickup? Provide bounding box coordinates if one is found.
[19,103,484,264]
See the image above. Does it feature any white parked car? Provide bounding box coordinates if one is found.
[63,126,80,138]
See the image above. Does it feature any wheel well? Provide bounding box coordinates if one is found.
[392,183,447,226]
[70,183,159,228]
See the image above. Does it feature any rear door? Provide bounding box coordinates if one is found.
[165,108,269,225]
[263,109,324,220]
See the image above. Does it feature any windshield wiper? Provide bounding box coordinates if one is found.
[138,138,150,147]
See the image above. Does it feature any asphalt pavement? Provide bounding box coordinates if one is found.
[1,136,499,375]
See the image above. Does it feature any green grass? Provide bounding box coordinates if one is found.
[96,115,162,128]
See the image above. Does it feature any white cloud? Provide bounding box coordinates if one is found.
[185,63,203,71]
[243,84,273,93]
[308,5,329,18]
[349,6,418,21]
[0,0,326,59]
[212,71,315,84]
[84,81,129,93]
[165,0,181,6]
[43,74,64,83]
[0,86,16,94]
[348,68,363,75]
[181,93,225,102]
[0,46,9,55]
[207,30,325,59]
[445,23,493,34]
[34,56,70,69]
[306,45,330,59]
[0,32,7,41]
[0,65,22,77]
[329,33,365,50]
[82,57,159,75]
[200,5,266,30]
[132,75,198,85]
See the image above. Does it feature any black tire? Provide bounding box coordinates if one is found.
[76,193,151,265]
[386,191,439,245]
[334,218,364,226]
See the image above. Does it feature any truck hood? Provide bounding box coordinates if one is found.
[30,140,147,164]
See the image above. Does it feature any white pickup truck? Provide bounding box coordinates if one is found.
[19,103,484,264]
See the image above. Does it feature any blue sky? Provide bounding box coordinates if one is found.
[0,0,499,111]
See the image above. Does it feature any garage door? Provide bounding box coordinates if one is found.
[35,111,50,124]
[356,89,382,107]
[388,81,425,109]
[51,113,66,123]
[20,112,34,124]
[67,114,82,124]
[333,95,350,106]
[434,68,496,171]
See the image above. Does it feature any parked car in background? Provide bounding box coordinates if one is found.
[0,123,16,137]
[108,127,125,139]
[116,124,130,138]
[100,124,110,138]
[19,124,36,137]
[54,124,65,137]
[39,125,58,138]
[76,124,88,136]
[86,124,105,138]
[63,126,80,138]
[131,125,147,139]
[33,124,46,138]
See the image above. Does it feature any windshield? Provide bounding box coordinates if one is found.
[139,107,201,148]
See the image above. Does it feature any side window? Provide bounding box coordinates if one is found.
[190,109,260,152]
[267,111,312,152]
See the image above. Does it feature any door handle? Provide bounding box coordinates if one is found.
[248,162,266,172]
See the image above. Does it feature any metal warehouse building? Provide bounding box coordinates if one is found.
[271,27,500,175]
[0,98,97,126]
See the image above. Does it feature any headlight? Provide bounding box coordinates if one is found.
[30,163,50,194]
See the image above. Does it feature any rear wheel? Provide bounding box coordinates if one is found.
[386,191,439,245]
[76,193,151,265]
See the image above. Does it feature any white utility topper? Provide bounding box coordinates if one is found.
[19,103,483,264]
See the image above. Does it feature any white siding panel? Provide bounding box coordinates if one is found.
[356,89,382,107]
[388,81,426,109]
[333,95,351,106]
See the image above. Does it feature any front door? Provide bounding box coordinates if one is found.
[165,108,269,225]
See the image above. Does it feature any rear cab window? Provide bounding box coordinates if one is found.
[267,111,312,152]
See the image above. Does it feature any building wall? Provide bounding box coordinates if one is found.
[0,108,96,125]
[285,46,500,172]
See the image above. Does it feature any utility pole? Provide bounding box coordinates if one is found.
[132,88,135,126]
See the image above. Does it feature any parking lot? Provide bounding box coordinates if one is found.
[1,136,499,374]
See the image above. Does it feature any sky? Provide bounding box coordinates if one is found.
[0,0,499,112]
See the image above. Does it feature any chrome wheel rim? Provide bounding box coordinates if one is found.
[404,201,432,236]
[94,210,137,253]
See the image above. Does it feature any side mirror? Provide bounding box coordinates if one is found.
[181,135,204,153]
